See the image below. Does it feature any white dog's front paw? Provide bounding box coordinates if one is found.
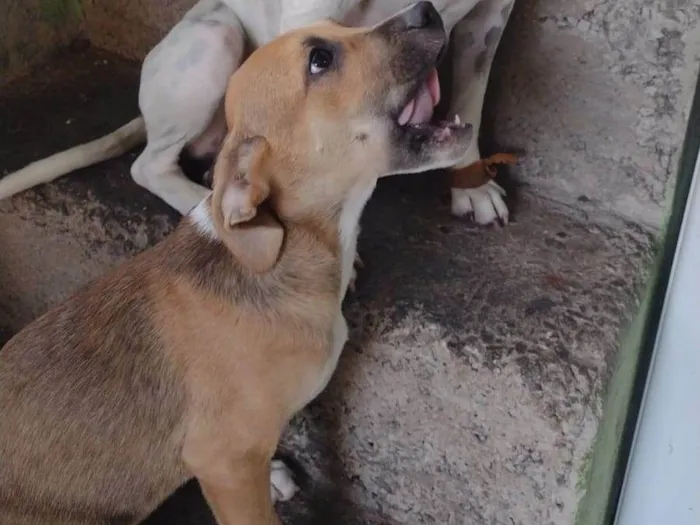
[270,459,299,503]
[451,180,509,225]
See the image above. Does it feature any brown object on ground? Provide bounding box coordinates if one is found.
[451,152,519,188]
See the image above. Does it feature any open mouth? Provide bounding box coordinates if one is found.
[395,68,469,144]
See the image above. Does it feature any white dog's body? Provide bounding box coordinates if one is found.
[0,0,514,224]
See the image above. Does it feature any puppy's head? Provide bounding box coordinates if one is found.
[211,2,472,272]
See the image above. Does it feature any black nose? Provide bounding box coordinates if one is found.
[401,1,441,30]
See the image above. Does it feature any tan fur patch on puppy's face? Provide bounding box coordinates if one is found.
[225,23,390,187]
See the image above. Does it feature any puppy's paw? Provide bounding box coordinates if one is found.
[451,180,509,226]
[270,459,299,503]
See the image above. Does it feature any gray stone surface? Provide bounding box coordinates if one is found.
[0,49,654,524]
[280,191,651,525]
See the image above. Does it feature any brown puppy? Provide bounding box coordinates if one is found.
[0,3,472,525]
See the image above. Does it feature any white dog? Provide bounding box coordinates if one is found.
[0,0,516,225]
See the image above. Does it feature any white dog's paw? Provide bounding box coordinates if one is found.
[270,459,299,503]
[451,180,509,226]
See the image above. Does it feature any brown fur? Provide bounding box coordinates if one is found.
[0,4,472,525]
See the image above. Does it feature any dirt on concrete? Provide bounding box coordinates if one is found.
[0,48,653,525]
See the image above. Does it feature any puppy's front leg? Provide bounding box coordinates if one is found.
[447,1,517,226]
[195,454,281,525]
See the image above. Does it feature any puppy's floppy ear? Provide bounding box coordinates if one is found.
[212,135,284,273]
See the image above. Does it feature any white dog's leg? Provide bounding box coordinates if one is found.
[447,0,516,225]
[131,2,245,215]
[131,134,212,215]
[270,459,299,503]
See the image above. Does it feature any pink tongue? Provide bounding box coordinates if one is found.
[397,69,441,126]
[398,99,416,126]
[407,83,435,124]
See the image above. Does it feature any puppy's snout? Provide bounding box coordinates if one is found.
[401,1,441,31]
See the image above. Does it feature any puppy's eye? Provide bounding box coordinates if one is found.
[309,48,334,75]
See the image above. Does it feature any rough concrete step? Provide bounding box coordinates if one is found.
[0,48,652,524]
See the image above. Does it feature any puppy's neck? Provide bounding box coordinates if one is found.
[336,179,376,295]
[337,180,376,250]
[187,179,376,297]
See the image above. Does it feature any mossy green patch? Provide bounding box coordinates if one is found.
[39,0,83,24]
[576,447,593,495]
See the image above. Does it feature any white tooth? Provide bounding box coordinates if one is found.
[454,115,461,124]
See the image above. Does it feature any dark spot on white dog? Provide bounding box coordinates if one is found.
[475,26,503,73]
[464,31,476,47]
[485,26,503,51]
[474,49,488,72]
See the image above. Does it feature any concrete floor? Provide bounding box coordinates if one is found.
[0,47,654,524]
